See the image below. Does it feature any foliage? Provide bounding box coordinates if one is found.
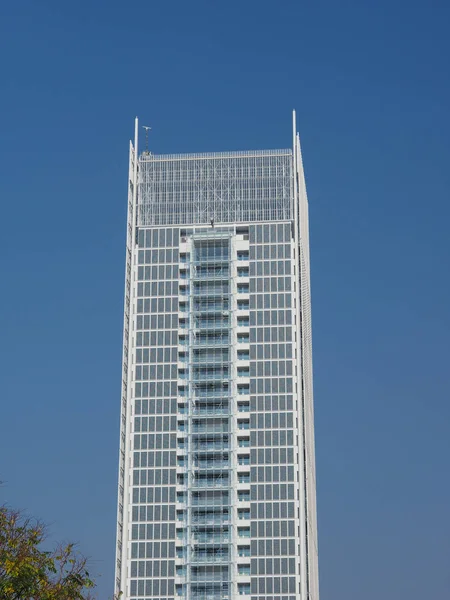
[0,506,95,600]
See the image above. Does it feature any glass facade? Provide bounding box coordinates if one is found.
[115,120,319,600]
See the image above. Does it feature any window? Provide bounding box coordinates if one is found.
[237,350,249,360]
[237,385,249,395]
[238,583,251,595]
[238,564,251,575]
[237,367,250,377]
[238,437,250,447]
[238,420,250,430]
[237,251,249,261]
[237,316,249,327]
[180,253,189,263]
[238,402,249,413]
[237,300,249,310]
[238,491,250,502]
[238,473,250,484]
[238,546,250,557]
[238,455,250,465]
[237,283,249,293]
[237,333,249,343]
[237,267,249,277]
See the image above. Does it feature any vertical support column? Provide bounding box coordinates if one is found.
[115,118,139,598]
[229,231,237,600]
[292,110,308,600]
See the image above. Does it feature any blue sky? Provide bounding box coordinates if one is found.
[1,1,449,598]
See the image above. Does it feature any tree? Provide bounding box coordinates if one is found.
[0,505,95,600]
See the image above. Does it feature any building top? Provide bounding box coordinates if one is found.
[138,147,291,162]
[137,147,294,227]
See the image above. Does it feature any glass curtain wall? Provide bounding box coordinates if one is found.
[178,231,234,600]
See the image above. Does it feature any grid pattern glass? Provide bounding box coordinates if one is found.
[138,151,292,227]
[177,230,234,600]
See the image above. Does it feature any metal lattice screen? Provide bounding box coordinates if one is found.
[138,150,293,227]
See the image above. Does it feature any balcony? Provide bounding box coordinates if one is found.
[236,317,249,327]
[191,549,229,564]
[237,565,251,576]
[193,267,229,280]
[237,491,250,502]
[191,510,230,525]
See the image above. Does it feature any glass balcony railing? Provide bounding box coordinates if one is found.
[192,423,230,434]
[238,438,250,448]
[194,319,230,330]
[193,532,230,544]
[193,406,230,416]
[237,334,249,343]
[238,528,251,538]
[193,370,229,382]
[191,494,229,507]
[191,551,229,564]
[191,354,230,364]
[194,387,229,398]
[193,284,229,295]
[193,304,230,314]
[237,492,250,502]
[237,318,249,327]
[192,478,229,489]
[194,269,229,280]
[191,512,230,525]
[237,368,250,377]
[195,336,229,346]
[238,565,251,575]
[193,440,229,452]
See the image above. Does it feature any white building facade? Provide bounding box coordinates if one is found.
[115,115,319,600]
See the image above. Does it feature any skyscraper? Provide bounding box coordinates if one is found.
[115,114,319,600]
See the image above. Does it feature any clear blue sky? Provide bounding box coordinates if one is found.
[1,1,449,598]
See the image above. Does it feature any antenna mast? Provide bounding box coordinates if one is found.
[142,125,152,154]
